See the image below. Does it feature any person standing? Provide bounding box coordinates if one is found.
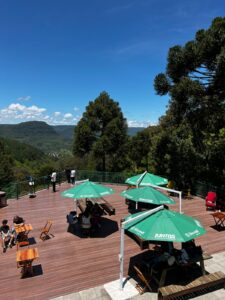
[65,169,71,184]
[70,169,76,185]
[51,171,57,192]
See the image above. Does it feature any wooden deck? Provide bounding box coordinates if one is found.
[0,183,224,300]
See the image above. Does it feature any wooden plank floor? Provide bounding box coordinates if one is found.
[0,183,224,300]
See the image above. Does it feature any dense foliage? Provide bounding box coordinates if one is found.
[0,139,14,188]
[152,17,225,188]
[73,92,129,172]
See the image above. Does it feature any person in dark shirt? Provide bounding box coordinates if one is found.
[65,169,71,184]
[13,215,24,226]
[12,215,25,242]
[0,220,14,252]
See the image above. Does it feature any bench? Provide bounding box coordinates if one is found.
[158,271,225,299]
[125,231,149,250]
[93,197,116,216]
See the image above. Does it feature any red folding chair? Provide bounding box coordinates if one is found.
[205,192,217,210]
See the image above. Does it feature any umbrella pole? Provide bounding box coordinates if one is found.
[119,206,164,290]
[179,191,182,213]
[119,227,125,290]
[135,202,138,210]
[74,199,77,211]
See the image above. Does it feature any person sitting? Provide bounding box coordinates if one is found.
[0,219,14,252]
[181,239,202,259]
[81,211,91,236]
[160,241,174,254]
[150,251,176,275]
[67,211,78,233]
[67,211,78,225]
[84,200,94,215]
[13,215,24,226]
[145,243,176,274]
[91,203,103,229]
[12,215,25,242]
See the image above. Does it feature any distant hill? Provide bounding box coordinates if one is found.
[53,125,74,140]
[1,137,46,162]
[0,122,144,153]
[128,127,144,136]
[0,121,71,153]
[53,125,144,139]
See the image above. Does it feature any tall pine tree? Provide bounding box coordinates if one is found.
[73,92,128,172]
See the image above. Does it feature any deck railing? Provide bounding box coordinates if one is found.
[2,170,132,199]
[2,170,224,200]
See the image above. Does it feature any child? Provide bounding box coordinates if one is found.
[0,220,14,252]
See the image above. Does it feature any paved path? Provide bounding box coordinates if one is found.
[52,251,225,300]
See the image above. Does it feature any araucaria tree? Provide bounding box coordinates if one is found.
[73,92,128,172]
[154,17,225,186]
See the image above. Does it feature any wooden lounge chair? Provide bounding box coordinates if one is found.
[40,220,53,241]
[158,271,225,299]
[133,265,152,294]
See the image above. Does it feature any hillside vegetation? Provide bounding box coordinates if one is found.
[0,121,144,154]
[0,121,72,153]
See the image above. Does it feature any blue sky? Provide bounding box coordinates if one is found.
[0,0,225,127]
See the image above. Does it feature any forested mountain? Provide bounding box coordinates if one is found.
[53,125,143,139]
[0,122,144,154]
[53,125,145,140]
[0,137,60,184]
[0,121,72,153]
[53,125,74,140]
[2,137,46,162]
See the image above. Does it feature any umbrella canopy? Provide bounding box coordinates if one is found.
[125,171,168,186]
[123,208,206,242]
[61,181,114,199]
[120,186,175,205]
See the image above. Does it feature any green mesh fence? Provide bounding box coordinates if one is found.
[76,170,129,184]
[2,170,223,200]
[193,181,225,199]
[2,170,130,199]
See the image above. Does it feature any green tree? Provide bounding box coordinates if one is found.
[128,128,155,172]
[154,18,225,129]
[151,125,201,189]
[154,17,225,185]
[73,92,128,172]
[0,139,14,188]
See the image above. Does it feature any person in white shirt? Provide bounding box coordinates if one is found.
[70,169,76,185]
[51,171,57,192]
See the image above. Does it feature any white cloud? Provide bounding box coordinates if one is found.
[73,106,79,112]
[26,105,46,114]
[0,103,47,124]
[64,113,73,119]
[0,101,81,125]
[16,96,31,102]
[8,103,25,111]
[127,119,155,127]
[0,101,154,128]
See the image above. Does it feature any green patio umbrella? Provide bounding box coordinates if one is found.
[123,208,206,242]
[120,186,175,205]
[125,171,168,187]
[61,181,114,199]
